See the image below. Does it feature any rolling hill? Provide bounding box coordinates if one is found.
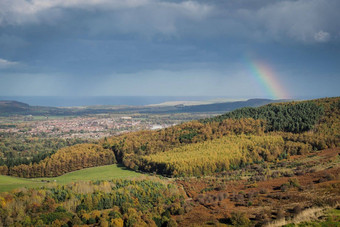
[0,164,141,192]
[174,98,289,112]
[0,100,29,113]
[0,98,285,115]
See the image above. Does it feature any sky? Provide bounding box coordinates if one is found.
[0,0,339,99]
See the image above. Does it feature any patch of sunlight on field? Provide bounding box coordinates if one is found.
[0,164,141,192]
[0,175,44,192]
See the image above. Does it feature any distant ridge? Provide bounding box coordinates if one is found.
[0,98,289,115]
[0,100,29,113]
[175,98,290,113]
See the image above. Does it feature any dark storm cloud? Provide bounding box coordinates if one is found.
[2,0,339,44]
[0,0,339,97]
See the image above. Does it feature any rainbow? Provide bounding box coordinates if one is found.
[245,58,289,100]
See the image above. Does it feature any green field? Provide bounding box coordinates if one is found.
[0,164,141,192]
[31,115,74,120]
[0,175,44,192]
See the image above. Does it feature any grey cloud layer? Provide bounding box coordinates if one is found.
[0,0,339,97]
[1,0,339,43]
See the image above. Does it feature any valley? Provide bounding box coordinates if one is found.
[2,1,339,225]
[0,97,339,226]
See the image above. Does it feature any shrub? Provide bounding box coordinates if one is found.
[276,209,285,219]
[259,188,268,194]
[289,178,301,188]
[324,173,336,181]
[235,194,245,204]
[280,184,289,192]
[87,217,96,225]
[167,218,178,227]
[293,205,302,215]
[230,212,251,226]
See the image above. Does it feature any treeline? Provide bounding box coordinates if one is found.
[0,135,92,167]
[104,98,339,176]
[0,179,184,226]
[271,131,339,151]
[313,97,340,136]
[0,144,115,177]
[202,102,324,133]
[105,118,265,170]
[138,135,314,177]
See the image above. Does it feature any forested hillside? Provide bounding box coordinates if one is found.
[202,101,324,133]
[106,118,265,170]
[0,97,338,179]
[0,136,91,167]
[139,135,286,177]
[104,97,339,176]
[0,144,115,177]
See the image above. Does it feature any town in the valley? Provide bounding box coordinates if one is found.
[0,113,208,139]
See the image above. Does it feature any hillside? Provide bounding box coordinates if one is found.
[102,97,338,175]
[3,97,335,179]
[0,100,29,113]
[175,98,287,113]
[0,144,116,178]
[0,164,141,192]
[140,135,286,177]
[0,97,339,226]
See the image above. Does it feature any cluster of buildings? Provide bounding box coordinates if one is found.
[0,115,174,139]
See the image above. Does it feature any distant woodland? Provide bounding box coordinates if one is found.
[0,179,183,226]
[0,144,115,177]
[0,136,91,167]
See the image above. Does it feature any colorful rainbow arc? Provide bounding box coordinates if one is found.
[246,58,289,100]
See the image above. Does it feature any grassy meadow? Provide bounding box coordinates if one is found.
[0,175,44,192]
[0,164,141,192]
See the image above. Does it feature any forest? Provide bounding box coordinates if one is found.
[0,179,184,226]
[0,144,115,177]
[103,98,339,175]
[139,135,286,177]
[202,101,324,133]
[0,135,91,167]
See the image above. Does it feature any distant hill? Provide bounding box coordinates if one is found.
[0,100,29,113]
[174,98,288,113]
[0,98,288,115]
